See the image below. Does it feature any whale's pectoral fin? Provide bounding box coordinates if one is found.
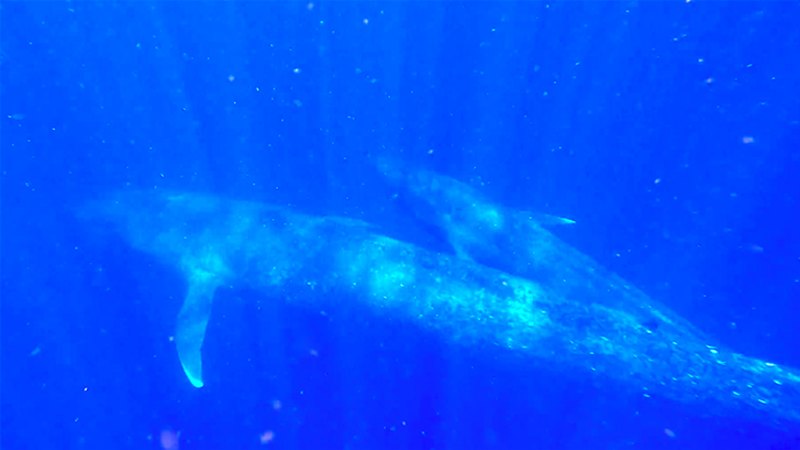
[176,269,220,388]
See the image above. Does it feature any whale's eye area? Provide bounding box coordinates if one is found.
[642,318,660,332]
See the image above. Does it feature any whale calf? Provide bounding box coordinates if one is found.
[376,161,710,343]
[83,188,800,426]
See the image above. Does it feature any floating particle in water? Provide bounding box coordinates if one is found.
[160,429,180,450]
[259,430,275,444]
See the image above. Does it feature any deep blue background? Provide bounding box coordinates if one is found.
[2,2,799,449]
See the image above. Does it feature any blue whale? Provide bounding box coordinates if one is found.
[83,188,800,426]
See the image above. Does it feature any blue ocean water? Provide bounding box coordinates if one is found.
[2,1,799,449]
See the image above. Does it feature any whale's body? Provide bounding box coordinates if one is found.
[84,188,800,426]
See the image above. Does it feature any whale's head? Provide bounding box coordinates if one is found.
[79,189,230,262]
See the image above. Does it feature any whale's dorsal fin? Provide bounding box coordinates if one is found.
[176,258,226,388]
[517,210,576,228]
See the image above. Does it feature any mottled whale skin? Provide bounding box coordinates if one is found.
[85,189,800,425]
